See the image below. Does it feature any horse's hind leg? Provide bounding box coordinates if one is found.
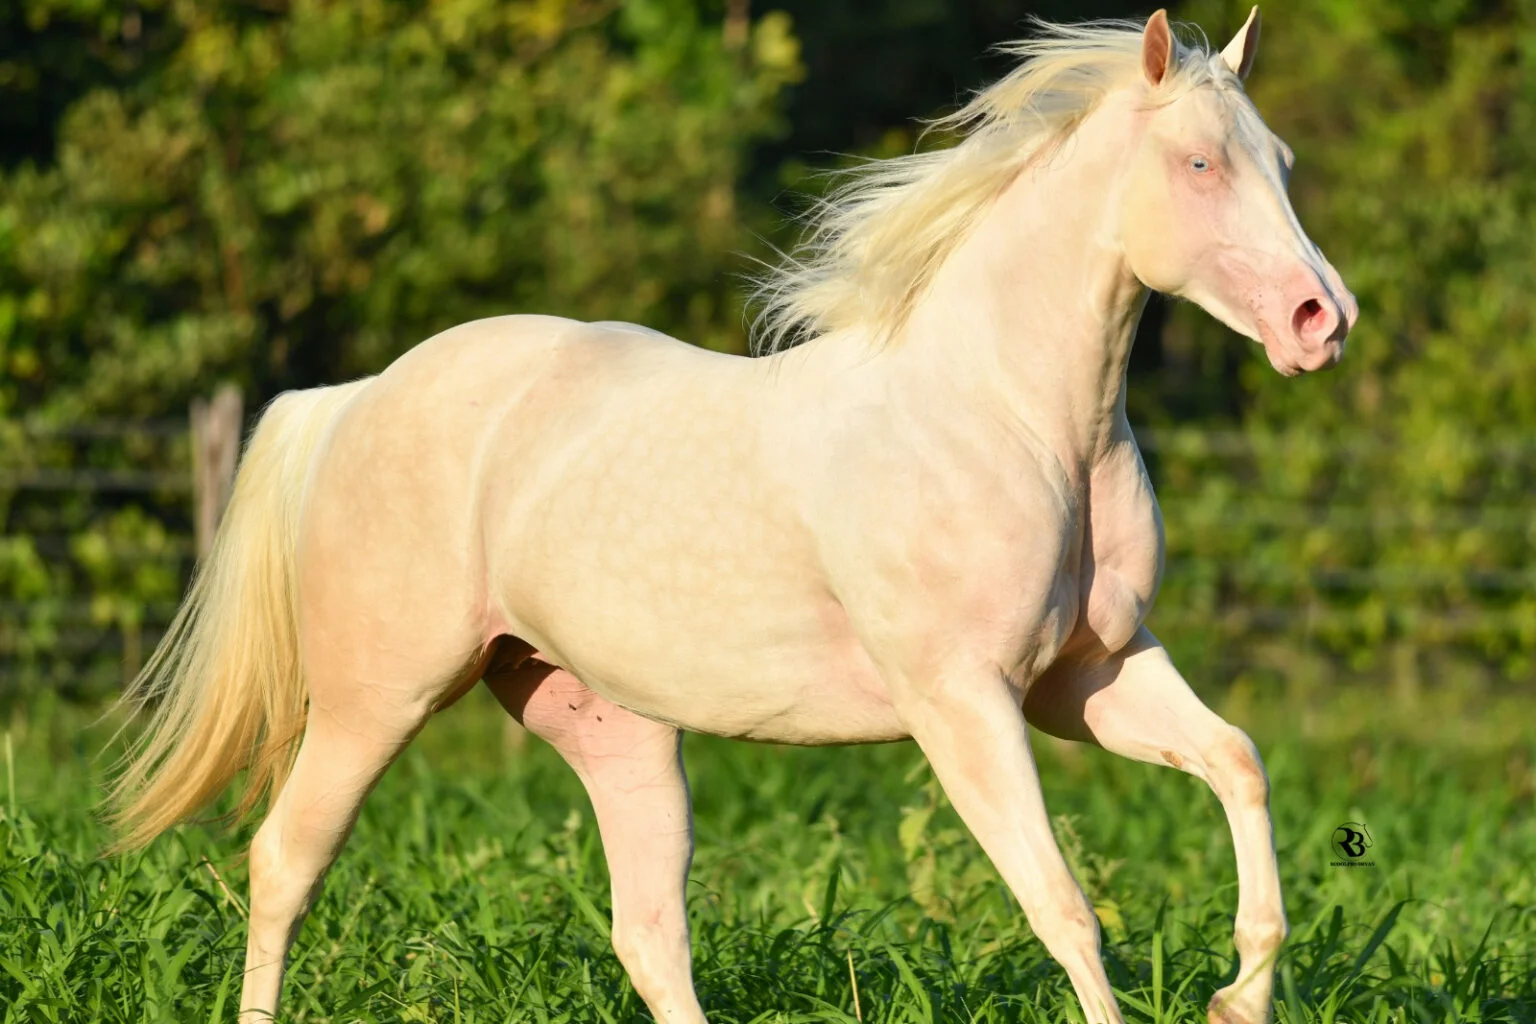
[239,699,427,1019]
[1025,629,1285,1024]
[487,663,708,1024]
[239,631,483,1020]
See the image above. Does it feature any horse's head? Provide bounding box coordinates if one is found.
[1119,8,1356,376]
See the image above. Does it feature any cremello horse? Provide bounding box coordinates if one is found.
[110,10,1355,1024]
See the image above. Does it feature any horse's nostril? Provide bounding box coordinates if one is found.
[1292,298,1327,339]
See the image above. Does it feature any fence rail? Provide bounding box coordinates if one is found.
[0,470,192,492]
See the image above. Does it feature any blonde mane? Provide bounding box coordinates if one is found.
[751,19,1218,354]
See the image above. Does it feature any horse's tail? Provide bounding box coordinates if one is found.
[105,379,370,852]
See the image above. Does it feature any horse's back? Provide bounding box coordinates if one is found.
[317,313,727,470]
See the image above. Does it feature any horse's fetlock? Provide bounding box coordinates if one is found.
[1235,909,1288,961]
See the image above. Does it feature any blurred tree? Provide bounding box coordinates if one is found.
[0,0,177,170]
[0,0,800,693]
[752,0,1146,161]
[0,0,801,420]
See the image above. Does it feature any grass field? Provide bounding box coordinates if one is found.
[1,686,1533,1023]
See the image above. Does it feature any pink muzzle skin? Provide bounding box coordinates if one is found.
[1263,265,1357,375]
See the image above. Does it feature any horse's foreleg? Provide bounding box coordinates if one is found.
[893,667,1124,1024]
[1024,628,1285,1024]
[487,666,708,1024]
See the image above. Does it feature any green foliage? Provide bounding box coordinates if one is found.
[0,0,800,694]
[0,0,801,418]
[2,690,1534,1020]
[0,424,188,698]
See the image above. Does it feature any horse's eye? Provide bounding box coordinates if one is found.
[1189,156,1211,173]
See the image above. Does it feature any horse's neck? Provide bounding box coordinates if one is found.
[894,111,1147,470]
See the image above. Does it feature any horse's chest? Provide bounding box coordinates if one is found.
[1069,446,1164,655]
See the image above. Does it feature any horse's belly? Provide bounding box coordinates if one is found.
[617,656,909,745]
[515,605,907,745]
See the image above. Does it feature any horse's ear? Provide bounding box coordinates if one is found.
[1221,6,1261,81]
[1141,10,1175,87]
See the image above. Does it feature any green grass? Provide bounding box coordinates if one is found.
[1,687,1533,1023]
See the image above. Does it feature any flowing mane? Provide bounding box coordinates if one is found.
[751,19,1219,354]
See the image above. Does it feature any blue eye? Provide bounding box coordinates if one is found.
[1190,156,1211,173]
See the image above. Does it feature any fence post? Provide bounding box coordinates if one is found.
[190,384,245,561]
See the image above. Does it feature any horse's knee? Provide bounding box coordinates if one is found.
[610,917,658,976]
[1019,882,1102,958]
[1203,726,1270,806]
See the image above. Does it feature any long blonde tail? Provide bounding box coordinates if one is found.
[106,379,370,851]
